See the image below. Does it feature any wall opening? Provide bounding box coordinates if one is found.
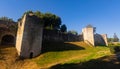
[1,35,14,45]
[30,52,33,59]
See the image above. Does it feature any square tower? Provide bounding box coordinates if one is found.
[16,14,43,58]
[82,25,95,46]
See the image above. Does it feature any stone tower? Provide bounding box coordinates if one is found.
[82,25,108,46]
[16,13,43,58]
[82,25,95,46]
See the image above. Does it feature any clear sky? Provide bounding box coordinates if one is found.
[0,0,120,38]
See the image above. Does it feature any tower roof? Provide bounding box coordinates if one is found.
[86,24,93,28]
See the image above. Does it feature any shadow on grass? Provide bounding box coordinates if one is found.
[0,45,17,60]
[0,56,4,60]
[41,42,85,53]
[0,45,15,54]
[50,55,120,69]
[0,45,15,49]
[0,49,4,60]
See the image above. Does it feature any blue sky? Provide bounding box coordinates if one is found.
[0,0,120,38]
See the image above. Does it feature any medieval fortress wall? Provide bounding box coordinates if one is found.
[0,32,15,45]
[16,14,43,58]
[0,13,109,58]
[82,26,108,46]
[82,27,95,46]
[101,34,108,46]
[0,21,16,45]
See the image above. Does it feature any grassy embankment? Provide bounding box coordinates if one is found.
[33,41,112,69]
[0,41,115,69]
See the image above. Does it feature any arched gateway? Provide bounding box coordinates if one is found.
[0,20,17,45]
[1,35,15,45]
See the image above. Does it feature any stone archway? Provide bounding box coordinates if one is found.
[1,35,15,45]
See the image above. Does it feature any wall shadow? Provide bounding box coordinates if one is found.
[41,42,85,53]
[0,50,2,60]
[0,49,5,60]
[0,45,16,59]
[50,55,120,69]
[0,45,15,49]
[0,56,4,60]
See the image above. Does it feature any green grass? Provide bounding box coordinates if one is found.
[0,42,113,69]
[65,47,110,64]
[33,42,111,68]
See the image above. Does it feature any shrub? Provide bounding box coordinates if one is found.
[109,46,120,54]
[108,43,114,46]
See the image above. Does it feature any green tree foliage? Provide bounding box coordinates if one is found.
[25,10,33,14]
[34,11,43,18]
[113,33,119,42]
[0,16,14,22]
[60,24,67,32]
[43,13,61,30]
[68,30,78,35]
[20,10,62,30]
[107,38,114,42]
[0,16,17,32]
[18,10,34,21]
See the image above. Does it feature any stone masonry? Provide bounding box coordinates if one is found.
[16,13,43,58]
[82,25,108,46]
[82,25,95,46]
[0,20,16,45]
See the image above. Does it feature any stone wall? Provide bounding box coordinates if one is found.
[0,32,15,45]
[16,14,43,58]
[66,33,80,42]
[43,29,80,42]
[82,26,108,46]
[101,34,108,46]
[43,29,63,42]
[0,20,16,45]
[94,34,108,46]
[82,27,95,46]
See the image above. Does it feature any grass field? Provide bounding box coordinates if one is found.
[34,42,112,69]
[0,41,120,69]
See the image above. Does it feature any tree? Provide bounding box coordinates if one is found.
[93,27,96,33]
[68,30,78,35]
[53,16,61,30]
[60,24,67,32]
[86,24,93,28]
[18,10,34,21]
[24,10,33,15]
[43,13,54,29]
[34,11,44,19]
[19,11,62,30]
[43,13,61,30]
[113,33,119,42]
[107,38,114,42]
[0,16,14,22]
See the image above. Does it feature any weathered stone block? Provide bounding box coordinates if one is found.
[82,25,108,46]
[16,14,43,58]
[82,27,95,46]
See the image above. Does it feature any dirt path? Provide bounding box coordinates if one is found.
[0,45,17,69]
[0,45,39,69]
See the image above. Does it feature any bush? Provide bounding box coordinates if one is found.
[108,43,114,46]
[109,46,120,54]
[117,43,120,45]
